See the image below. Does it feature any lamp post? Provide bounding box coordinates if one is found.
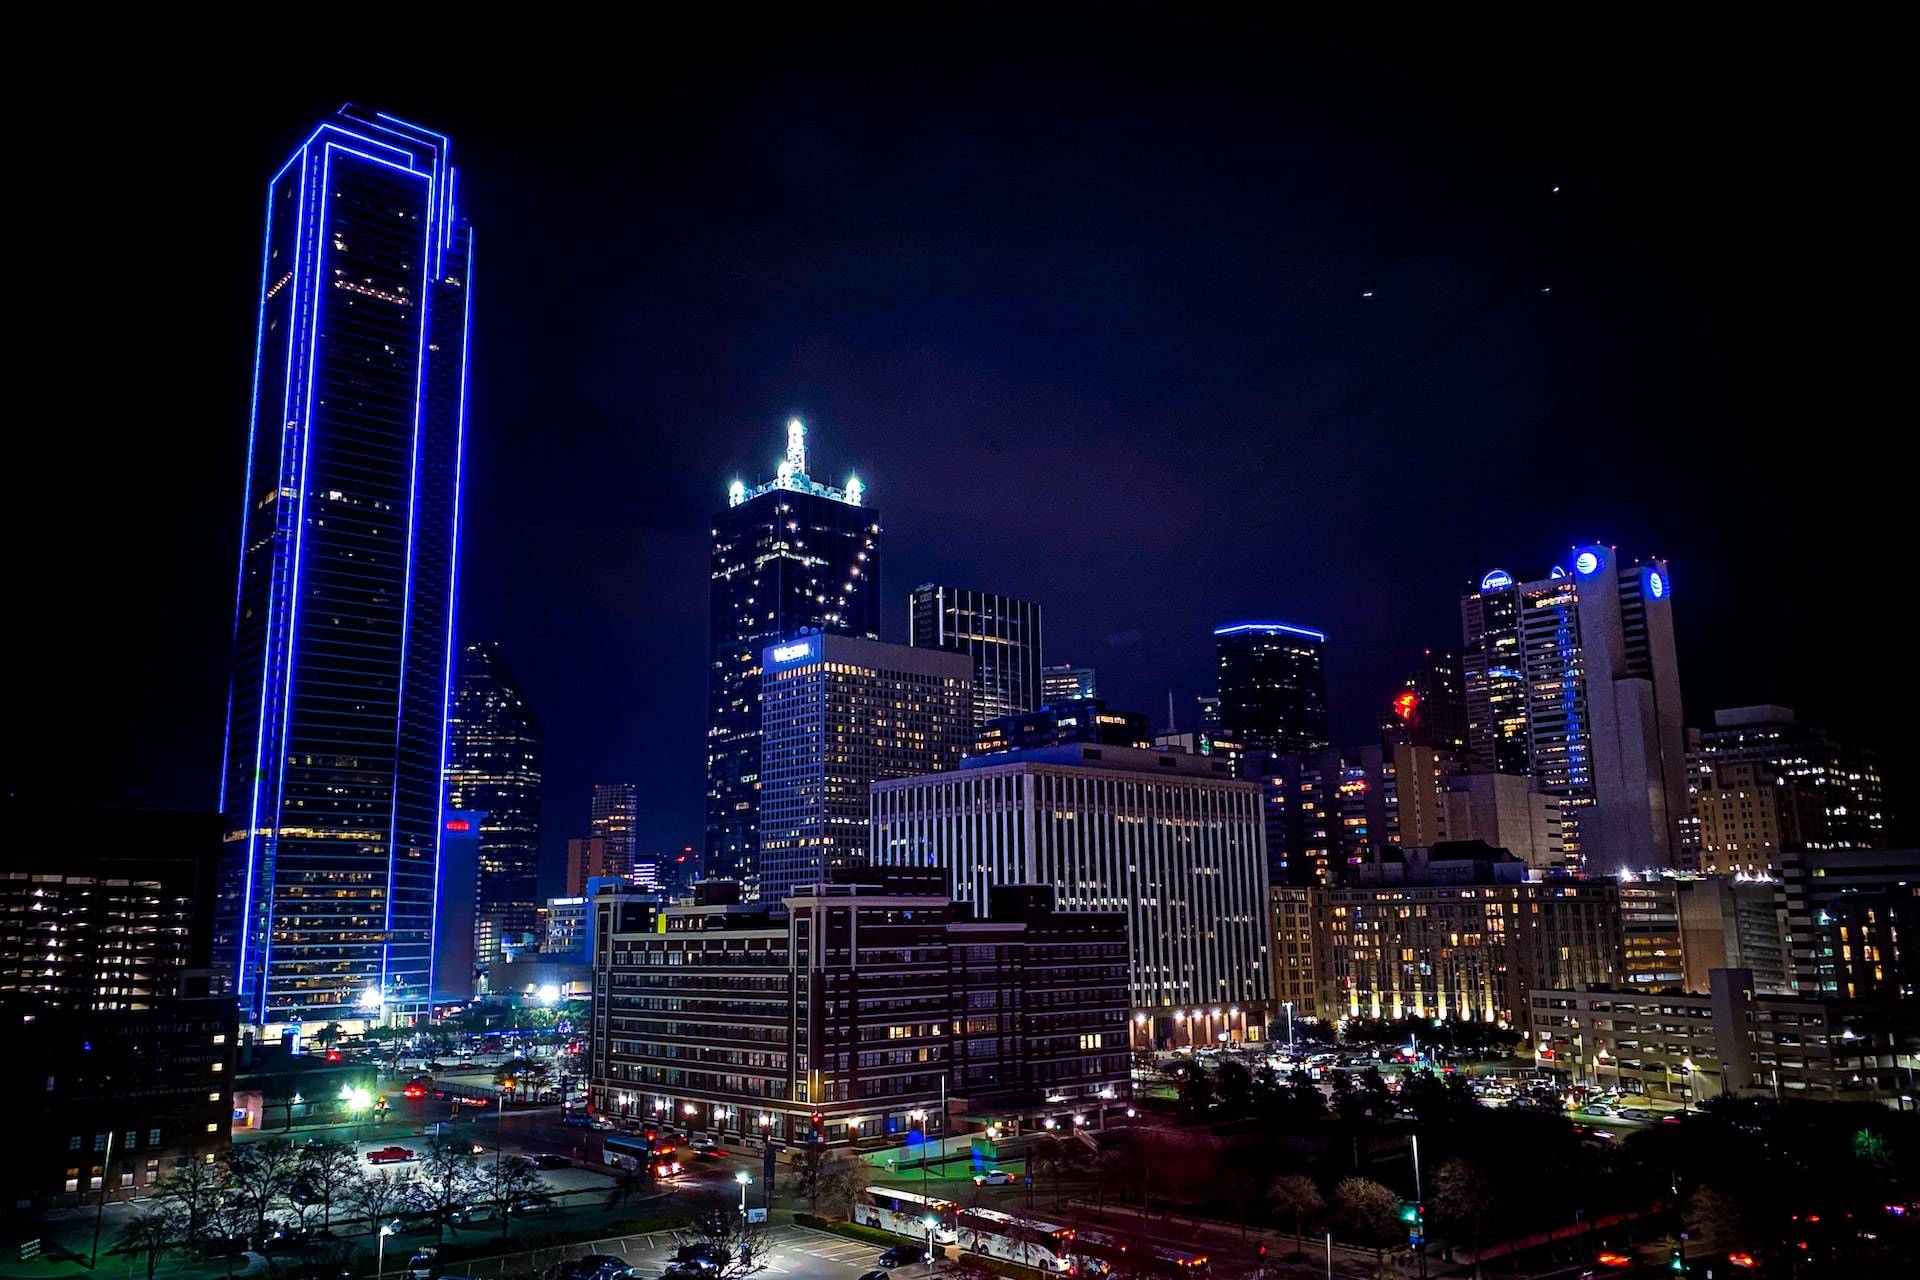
[910,1108,928,1189]
[736,1169,751,1218]
[377,1223,396,1280]
[922,1215,938,1275]
[1283,1001,1295,1051]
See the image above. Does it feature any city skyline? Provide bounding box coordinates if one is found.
[18,40,1912,871]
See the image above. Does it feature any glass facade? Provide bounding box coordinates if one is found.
[219,107,472,1030]
[907,585,1043,727]
[445,640,543,937]
[1213,621,1330,754]
[706,423,879,897]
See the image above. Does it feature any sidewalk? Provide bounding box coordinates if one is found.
[1057,1199,1404,1278]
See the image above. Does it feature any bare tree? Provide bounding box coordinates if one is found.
[1332,1177,1401,1246]
[673,1209,772,1279]
[113,1205,183,1280]
[228,1138,301,1243]
[408,1135,482,1244]
[152,1157,224,1246]
[792,1142,830,1214]
[479,1157,556,1239]
[298,1139,361,1230]
[347,1168,413,1236]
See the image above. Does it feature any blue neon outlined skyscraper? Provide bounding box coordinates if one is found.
[217,106,473,1032]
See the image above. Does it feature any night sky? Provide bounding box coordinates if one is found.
[17,28,1908,887]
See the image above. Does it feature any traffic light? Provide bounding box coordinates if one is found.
[810,1111,824,1141]
[1669,1244,1687,1272]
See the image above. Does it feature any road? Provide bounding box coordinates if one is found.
[447,1225,897,1280]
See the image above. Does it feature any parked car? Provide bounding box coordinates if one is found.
[562,1255,636,1280]
[404,1249,439,1280]
[877,1246,926,1268]
[691,1140,724,1158]
[973,1170,1015,1186]
[1583,1103,1614,1116]
[859,1272,892,1280]
[661,1266,708,1280]
[367,1146,417,1165]
[528,1153,572,1169]
[674,1244,732,1268]
[561,1111,596,1127]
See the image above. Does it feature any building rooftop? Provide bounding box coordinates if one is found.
[951,741,1243,779]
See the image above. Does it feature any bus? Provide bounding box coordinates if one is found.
[1073,1228,1211,1280]
[855,1186,959,1244]
[603,1134,682,1179]
[956,1207,1075,1272]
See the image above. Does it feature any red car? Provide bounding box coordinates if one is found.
[367,1146,416,1165]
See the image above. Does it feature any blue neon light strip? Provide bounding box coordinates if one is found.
[426,229,475,1007]
[378,142,438,999]
[1213,621,1328,641]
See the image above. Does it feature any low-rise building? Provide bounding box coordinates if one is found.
[1530,968,1914,1105]
[588,871,1128,1148]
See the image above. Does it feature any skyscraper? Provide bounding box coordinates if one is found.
[589,783,639,879]
[1042,664,1098,705]
[218,107,472,1033]
[1214,621,1330,754]
[446,641,543,938]
[707,420,880,896]
[758,633,971,903]
[1386,649,1468,755]
[908,585,1043,727]
[1460,569,1531,775]
[1459,550,1687,870]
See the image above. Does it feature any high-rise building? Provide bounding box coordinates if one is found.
[1460,569,1531,775]
[431,810,482,1003]
[707,420,880,896]
[217,108,472,1033]
[564,837,613,897]
[1258,743,1461,885]
[1460,549,1686,871]
[871,743,1273,1039]
[1441,772,1565,869]
[1041,664,1098,704]
[909,585,1043,728]
[1214,622,1330,755]
[757,634,971,904]
[590,784,639,879]
[1692,706,1888,855]
[1559,545,1687,870]
[1385,649,1469,755]
[446,641,544,938]
[3,803,221,1011]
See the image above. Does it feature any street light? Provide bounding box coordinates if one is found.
[735,1169,752,1217]
[376,1222,397,1280]
[921,1215,939,1275]
[910,1109,929,1189]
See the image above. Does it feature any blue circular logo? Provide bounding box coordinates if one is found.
[1648,570,1666,599]
[1575,550,1600,575]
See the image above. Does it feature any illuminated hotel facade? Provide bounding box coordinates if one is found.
[218,107,473,1033]
[706,421,880,898]
[870,743,1274,1044]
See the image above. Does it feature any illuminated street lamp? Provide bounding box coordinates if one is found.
[376,1222,397,1280]
[735,1169,752,1217]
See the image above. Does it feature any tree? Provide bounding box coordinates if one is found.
[1332,1177,1401,1246]
[1180,1063,1216,1117]
[817,1152,870,1218]
[227,1138,301,1243]
[480,1158,556,1239]
[1029,1137,1089,1207]
[348,1168,413,1236]
[114,1205,183,1280]
[313,1023,343,1051]
[408,1136,481,1244]
[1216,1061,1254,1115]
[792,1143,830,1214]
[298,1139,361,1230]
[1267,1175,1325,1255]
[152,1157,223,1246]
[1431,1158,1496,1278]
[674,1208,771,1280]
